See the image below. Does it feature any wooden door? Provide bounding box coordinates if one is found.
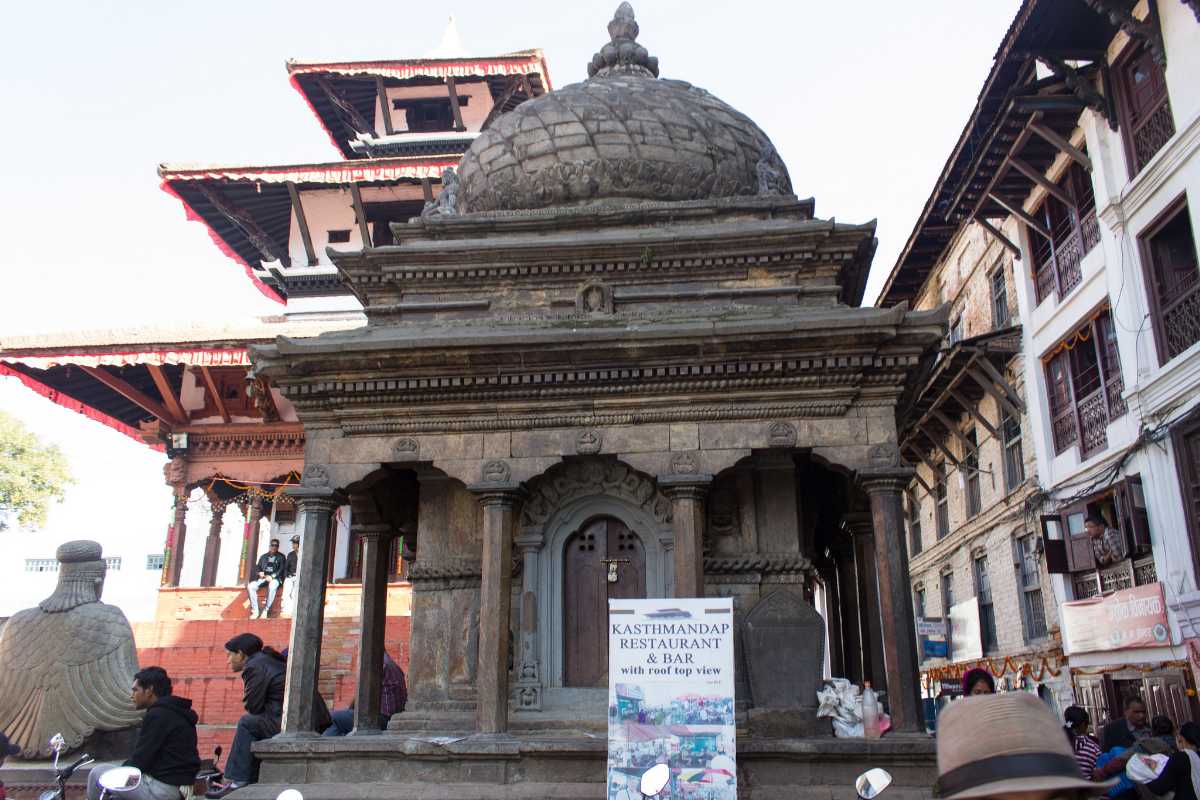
[1143,672,1196,726]
[563,517,646,687]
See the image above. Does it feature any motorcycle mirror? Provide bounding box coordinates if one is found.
[50,734,65,752]
[99,767,143,792]
[855,768,893,798]
[276,789,304,800]
[639,763,671,797]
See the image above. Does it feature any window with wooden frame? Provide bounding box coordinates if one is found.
[1001,409,1025,493]
[1043,308,1127,460]
[1014,533,1048,641]
[907,490,923,557]
[974,554,998,654]
[392,96,468,133]
[1115,40,1174,178]
[991,264,1011,328]
[964,427,982,518]
[935,463,950,540]
[1173,409,1200,589]
[940,570,955,619]
[914,585,926,621]
[1043,476,1153,589]
[1139,198,1200,365]
[1031,158,1100,306]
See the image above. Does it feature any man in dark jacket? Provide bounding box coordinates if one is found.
[206,634,285,799]
[86,667,200,800]
[246,540,286,619]
[1100,695,1150,751]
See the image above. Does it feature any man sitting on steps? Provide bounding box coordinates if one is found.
[246,539,285,619]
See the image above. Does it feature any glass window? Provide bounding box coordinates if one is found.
[965,428,981,518]
[941,571,955,616]
[1016,534,1048,640]
[975,555,998,653]
[907,491,923,556]
[935,464,950,540]
[991,267,1010,328]
[1001,410,1025,492]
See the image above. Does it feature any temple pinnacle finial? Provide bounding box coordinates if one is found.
[587,2,659,78]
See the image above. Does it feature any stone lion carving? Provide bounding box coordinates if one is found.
[521,459,671,527]
[0,540,142,757]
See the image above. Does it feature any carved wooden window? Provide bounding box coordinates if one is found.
[1032,159,1100,306]
[974,554,997,654]
[1174,409,1200,585]
[906,491,923,557]
[1044,308,1126,459]
[1014,533,1048,641]
[1116,41,1174,177]
[964,428,981,519]
[392,97,467,133]
[934,463,950,540]
[1001,410,1025,493]
[1140,199,1200,365]
[327,229,351,244]
[990,265,1010,328]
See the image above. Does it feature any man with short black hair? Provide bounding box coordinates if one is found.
[86,666,200,800]
[206,634,285,799]
[1085,513,1127,568]
[1100,695,1151,751]
[246,540,286,619]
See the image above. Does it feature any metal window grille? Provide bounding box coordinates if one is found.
[1134,557,1158,586]
[1073,573,1101,600]
[1100,561,1134,594]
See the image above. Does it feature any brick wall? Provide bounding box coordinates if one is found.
[132,584,412,758]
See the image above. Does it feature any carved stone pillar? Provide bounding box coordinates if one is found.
[831,537,863,684]
[845,512,887,694]
[238,495,264,584]
[470,483,525,735]
[280,473,342,737]
[164,486,188,587]
[352,522,395,734]
[514,530,544,712]
[199,502,225,587]
[861,468,922,734]
[660,474,712,598]
[818,560,845,678]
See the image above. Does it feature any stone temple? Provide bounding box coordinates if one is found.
[247,4,943,797]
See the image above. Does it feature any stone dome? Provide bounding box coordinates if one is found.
[453,3,792,214]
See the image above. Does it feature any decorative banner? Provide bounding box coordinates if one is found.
[1061,583,1170,654]
[917,617,948,637]
[608,598,736,800]
[949,600,983,662]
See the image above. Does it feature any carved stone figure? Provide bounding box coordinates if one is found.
[0,540,142,757]
[575,429,602,455]
[422,167,460,218]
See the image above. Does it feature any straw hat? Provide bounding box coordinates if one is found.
[934,692,1115,798]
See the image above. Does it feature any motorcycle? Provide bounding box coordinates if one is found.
[855,768,893,798]
[38,734,93,800]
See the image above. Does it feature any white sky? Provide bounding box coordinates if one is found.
[0,0,1021,589]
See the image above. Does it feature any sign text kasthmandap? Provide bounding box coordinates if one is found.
[607,598,736,800]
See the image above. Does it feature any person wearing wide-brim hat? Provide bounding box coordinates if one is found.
[935,692,1117,799]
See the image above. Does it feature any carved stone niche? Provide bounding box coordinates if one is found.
[742,589,829,737]
[576,280,613,315]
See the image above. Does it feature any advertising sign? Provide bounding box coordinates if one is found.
[607,598,736,800]
[1061,583,1171,655]
[923,639,949,659]
[917,618,948,637]
[949,600,983,662]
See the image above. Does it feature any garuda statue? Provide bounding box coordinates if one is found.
[0,540,142,757]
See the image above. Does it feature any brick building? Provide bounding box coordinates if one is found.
[878,0,1200,725]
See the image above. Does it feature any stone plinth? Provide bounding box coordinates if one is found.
[244,733,936,800]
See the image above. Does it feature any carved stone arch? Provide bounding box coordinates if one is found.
[521,457,672,530]
[523,457,674,702]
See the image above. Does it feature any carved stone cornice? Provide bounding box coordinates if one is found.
[339,403,851,437]
[522,459,671,527]
[408,558,483,591]
[704,555,815,577]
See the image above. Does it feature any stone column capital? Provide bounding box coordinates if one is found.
[286,485,346,514]
[514,531,545,554]
[657,474,713,500]
[469,484,528,508]
[351,522,395,542]
[858,467,915,496]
